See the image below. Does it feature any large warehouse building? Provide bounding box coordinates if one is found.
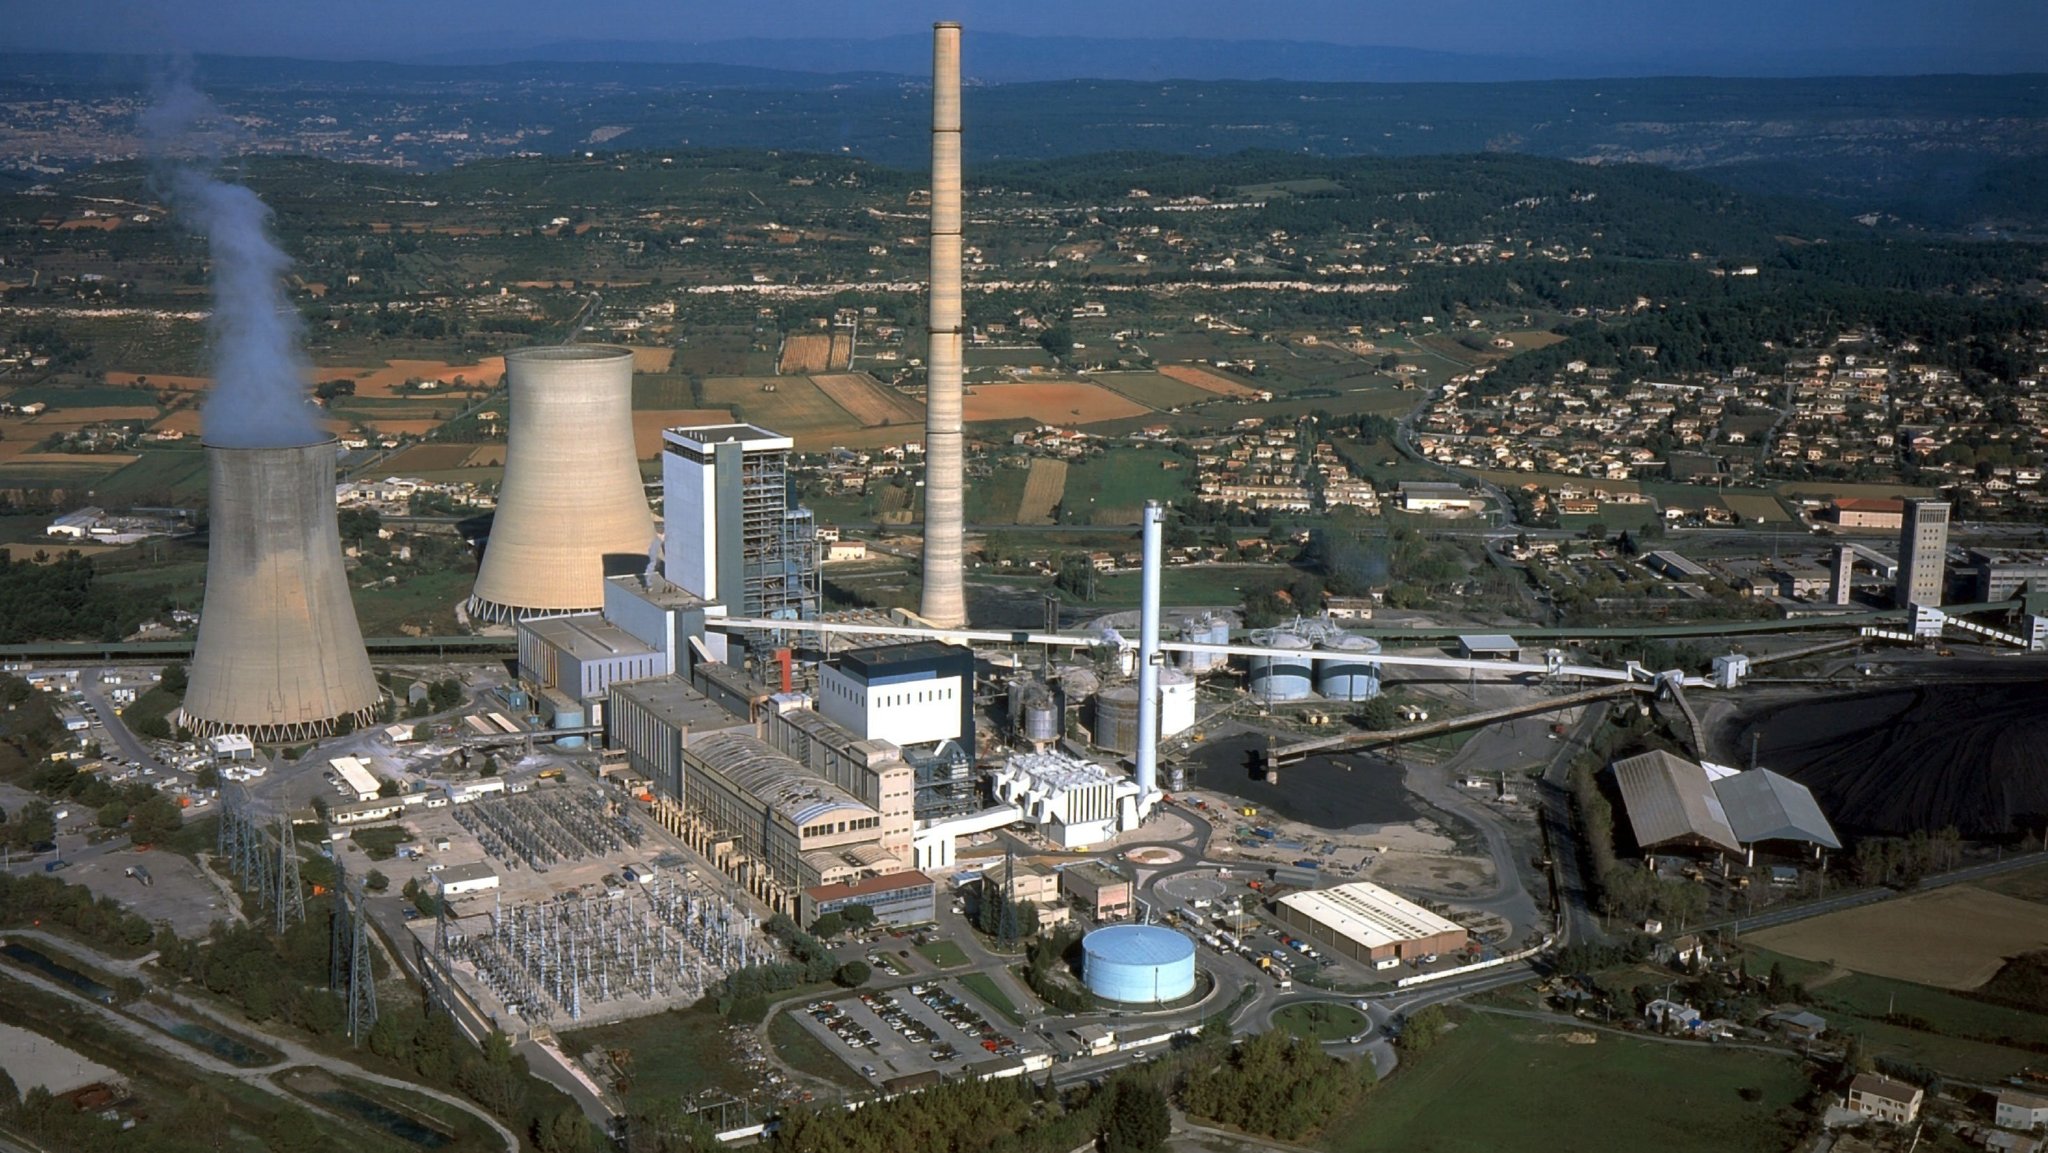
[1610,750,1840,860]
[1274,882,1468,966]
[1083,924,1196,1004]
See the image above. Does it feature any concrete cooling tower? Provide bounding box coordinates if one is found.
[180,437,380,742]
[467,345,656,622]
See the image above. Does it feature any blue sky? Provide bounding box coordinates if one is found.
[3,0,2043,75]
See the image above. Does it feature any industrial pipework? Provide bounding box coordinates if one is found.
[919,20,968,629]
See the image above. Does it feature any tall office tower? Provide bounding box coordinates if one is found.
[919,20,967,628]
[1896,498,1951,607]
[1830,544,1854,606]
[467,345,655,623]
[181,438,380,741]
[662,423,819,623]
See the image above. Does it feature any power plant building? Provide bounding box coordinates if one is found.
[182,438,380,742]
[987,749,1142,849]
[1082,924,1196,1004]
[468,346,655,622]
[662,423,820,629]
[1895,498,1950,607]
[605,676,754,800]
[818,641,974,749]
[762,698,916,862]
[799,870,936,930]
[1274,882,1469,965]
[518,575,716,720]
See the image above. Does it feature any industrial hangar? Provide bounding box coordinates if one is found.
[1273,882,1469,968]
[1610,750,1841,861]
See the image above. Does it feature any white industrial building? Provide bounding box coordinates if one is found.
[436,861,501,897]
[1274,882,1469,966]
[661,423,820,626]
[987,750,1142,849]
[329,756,383,802]
[818,641,975,749]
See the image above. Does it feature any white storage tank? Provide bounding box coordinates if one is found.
[1159,668,1197,737]
[1316,633,1383,702]
[1083,924,1196,1004]
[1179,615,1231,674]
[1247,630,1313,702]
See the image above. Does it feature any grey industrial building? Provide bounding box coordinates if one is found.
[1963,548,2048,603]
[1611,750,1839,860]
[1895,498,1950,607]
[605,676,754,799]
[517,574,715,723]
[799,869,936,930]
[661,423,820,632]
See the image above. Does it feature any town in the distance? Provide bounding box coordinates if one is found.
[1,12,2047,1153]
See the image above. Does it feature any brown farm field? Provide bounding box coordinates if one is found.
[105,371,211,391]
[632,409,740,458]
[1499,330,1567,351]
[963,382,1148,425]
[812,373,921,427]
[376,444,482,474]
[700,377,857,449]
[1748,885,2048,990]
[1158,363,1260,397]
[778,333,836,375]
[1017,459,1069,524]
[150,409,203,436]
[629,346,674,373]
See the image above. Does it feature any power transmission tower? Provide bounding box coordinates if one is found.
[276,811,305,933]
[347,881,378,1043]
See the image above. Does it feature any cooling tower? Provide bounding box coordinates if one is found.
[181,437,380,742]
[468,345,655,622]
[920,20,968,629]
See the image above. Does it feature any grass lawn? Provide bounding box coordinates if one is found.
[1060,448,1194,525]
[1325,1011,1811,1153]
[957,973,1027,1026]
[915,940,970,969]
[94,449,211,504]
[1274,1002,1368,1041]
[768,1010,868,1091]
[1092,564,1261,607]
[347,826,408,861]
[350,568,474,636]
[561,1004,760,1104]
[1974,859,2048,906]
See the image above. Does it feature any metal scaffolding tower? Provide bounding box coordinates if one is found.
[275,811,304,933]
[328,849,378,1043]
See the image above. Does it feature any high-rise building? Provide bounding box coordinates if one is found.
[1895,498,1950,607]
[661,423,820,625]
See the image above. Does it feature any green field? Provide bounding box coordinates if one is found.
[916,939,971,969]
[351,568,475,636]
[1274,1002,1369,1041]
[1060,448,1195,524]
[1092,564,1264,606]
[562,1005,763,1105]
[958,972,1027,1025]
[4,385,164,408]
[1720,493,1793,524]
[965,465,1030,525]
[768,1010,868,1091]
[94,449,211,504]
[1089,371,1213,410]
[1976,859,2048,905]
[1326,1011,1810,1153]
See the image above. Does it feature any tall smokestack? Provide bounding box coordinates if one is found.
[1135,500,1164,806]
[467,345,656,623]
[920,20,967,629]
[181,437,380,742]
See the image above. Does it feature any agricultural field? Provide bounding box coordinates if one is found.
[629,345,674,373]
[962,381,1149,426]
[93,449,211,504]
[777,331,851,375]
[1088,371,1214,410]
[1747,884,2048,990]
[701,375,849,438]
[965,346,1055,369]
[1327,1010,1810,1153]
[1158,363,1261,398]
[7,384,165,408]
[811,373,921,427]
[1059,447,1194,524]
[1496,330,1568,351]
[1776,481,1940,502]
[374,443,488,474]
[1016,458,1069,524]
[631,409,739,458]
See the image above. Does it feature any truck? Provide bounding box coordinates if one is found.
[125,865,153,886]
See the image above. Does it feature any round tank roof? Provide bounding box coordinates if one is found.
[1082,924,1196,966]
[1252,630,1311,650]
[1323,634,1382,653]
[506,344,633,363]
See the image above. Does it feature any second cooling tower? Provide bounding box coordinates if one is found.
[468,345,655,622]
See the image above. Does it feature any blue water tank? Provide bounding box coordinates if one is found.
[1083,924,1196,1004]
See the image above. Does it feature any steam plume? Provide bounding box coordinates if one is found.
[144,78,321,448]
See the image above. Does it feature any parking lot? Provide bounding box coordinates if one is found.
[791,979,1026,1085]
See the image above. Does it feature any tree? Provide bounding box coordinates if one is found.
[1397,1004,1447,1053]
[195,764,219,790]
[364,869,390,893]
[1103,1079,1171,1153]
[810,912,848,939]
[841,903,878,931]
[834,960,871,988]
[160,664,188,694]
[0,1064,16,1111]
[127,795,181,846]
[536,1107,594,1153]
[1356,696,1399,731]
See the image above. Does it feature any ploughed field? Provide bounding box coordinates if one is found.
[1734,681,2048,836]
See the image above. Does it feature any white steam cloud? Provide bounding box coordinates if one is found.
[143,78,321,449]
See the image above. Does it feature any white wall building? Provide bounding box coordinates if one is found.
[818,641,974,749]
[987,750,1142,849]
[329,756,383,802]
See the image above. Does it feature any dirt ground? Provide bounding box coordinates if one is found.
[1017,458,1069,524]
[962,381,1149,424]
[1749,885,2048,989]
[778,333,835,375]
[629,346,674,373]
[812,372,920,427]
[1159,364,1260,397]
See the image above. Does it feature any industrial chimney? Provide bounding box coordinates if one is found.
[468,345,656,622]
[920,20,968,629]
[180,437,380,742]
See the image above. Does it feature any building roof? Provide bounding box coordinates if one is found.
[1833,497,1904,513]
[1457,634,1522,654]
[1062,862,1131,890]
[1610,750,1742,854]
[833,641,973,680]
[662,423,793,454]
[804,869,933,903]
[1083,924,1196,966]
[1850,1073,1922,1105]
[1399,481,1474,497]
[610,675,747,733]
[686,731,877,829]
[525,613,660,664]
[1276,882,1464,951]
[2000,1088,2048,1111]
[1644,550,1710,578]
[438,862,498,885]
[1711,769,1841,850]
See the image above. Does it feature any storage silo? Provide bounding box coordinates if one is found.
[181,438,380,742]
[1083,924,1196,1004]
[1316,633,1384,702]
[467,345,655,622]
[1159,668,1197,737]
[1179,614,1231,674]
[1246,629,1314,702]
[1093,686,1142,755]
[1021,690,1060,746]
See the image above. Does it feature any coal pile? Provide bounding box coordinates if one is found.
[1189,733,1419,830]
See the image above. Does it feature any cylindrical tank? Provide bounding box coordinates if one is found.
[1005,672,1034,726]
[1179,615,1231,674]
[1316,633,1384,702]
[1094,686,1141,755]
[182,438,380,742]
[468,345,655,622]
[1058,665,1100,702]
[1247,630,1313,702]
[1083,924,1196,1004]
[1159,668,1197,737]
[1021,690,1059,744]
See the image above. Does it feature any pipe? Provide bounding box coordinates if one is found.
[1135,500,1164,803]
[920,20,967,628]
